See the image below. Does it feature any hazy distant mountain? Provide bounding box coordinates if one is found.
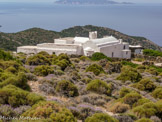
[54,0,132,5]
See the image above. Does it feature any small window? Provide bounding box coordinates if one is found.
[53,52,55,54]
[126,52,128,55]
[123,45,126,49]
[112,52,114,57]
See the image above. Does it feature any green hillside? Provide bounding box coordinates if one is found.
[0,25,161,51]
[0,50,162,122]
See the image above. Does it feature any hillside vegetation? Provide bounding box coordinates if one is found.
[143,49,162,57]
[0,25,161,51]
[0,49,162,122]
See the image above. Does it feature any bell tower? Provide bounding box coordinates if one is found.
[89,31,97,39]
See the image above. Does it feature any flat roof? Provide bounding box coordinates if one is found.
[122,49,131,51]
[74,37,90,44]
[92,36,119,44]
[129,45,144,49]
[129,45,143,48]
[57,37,74,41]
[18,46,37,49]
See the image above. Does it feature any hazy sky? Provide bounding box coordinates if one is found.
[0,0,162,3]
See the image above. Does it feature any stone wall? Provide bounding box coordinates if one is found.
[134,54,162,63]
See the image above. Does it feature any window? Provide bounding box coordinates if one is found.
[112,52,114,57]
[123,45,126,49]
[126,52,128,55]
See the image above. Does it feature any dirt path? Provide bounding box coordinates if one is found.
[132,60,162,67]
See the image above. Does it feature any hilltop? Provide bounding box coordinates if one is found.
[0,25,161,51]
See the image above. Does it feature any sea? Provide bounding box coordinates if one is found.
[0,2,162,46]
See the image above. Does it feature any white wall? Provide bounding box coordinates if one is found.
[17,47,37,54]
[83,41,99,56]
[100,44,122,58]
[135,49,143,54]
[37,43,83,55]
[54,39,67,44]
[122,51,131,59]
[83,41,131,59]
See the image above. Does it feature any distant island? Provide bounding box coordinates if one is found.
[54,0,133,5]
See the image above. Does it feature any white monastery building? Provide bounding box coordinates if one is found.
[17,31,131,59]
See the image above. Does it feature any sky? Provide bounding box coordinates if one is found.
[0,0,162,3]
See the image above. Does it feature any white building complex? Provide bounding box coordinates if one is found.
[17,31,131,59]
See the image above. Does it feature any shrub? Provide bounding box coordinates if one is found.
[135,118,153,122]
[26,73,38,81]
[13,105,31,116]
[0,71,15,82]
[69,104,102,120]
[0,85,44,107]
[114,114,135,122]
[37,51,50,56]
[158,73,162,76]
[110,102,130,113]
[122,93,142,106]
[22,101,76,122]
[91,52,112,61]
[34,65,54,76]
[54,69,64,76]
[85,113,118,122]
[5,66,17,74]
[0,68,3,73]
[56,59,71,70]
[117,66,142,83]
[0,105,31,117]
[133,102,157,118]
[0,60,27,73]
[133,98,150,108]
[119,88,132,98]
[86,79,112,96]
[146,68,158,76]
[133,78,156,92]
[121,61,138,68]
[150,116,161,122]
[26,54,51,65]
[52,54,72,71]
[79,93,111,106]
[136,65,147,73]
[71,58,80,63]
[0,72,30,90]
[133,58,144,62]
[150,65,162,73]
[39,83,55,95]
[86,64,105,76]
[0,105,16,117]
[143,49,162,57]
[156,100,162,118]
[152,88,162,99]
[70,71,81,81]
[58,53,70,61]
[80,56,90,61]
[105,62,122,74]
[56,80,79,97]
[0,49,14,61]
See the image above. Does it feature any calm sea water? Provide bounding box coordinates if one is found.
[0,2,162,46]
